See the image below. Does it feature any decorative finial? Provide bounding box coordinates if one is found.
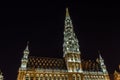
[98,50,102,59]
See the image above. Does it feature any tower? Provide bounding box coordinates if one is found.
[63,8,82,72]
[20,41,29,69]
[114,65,120,80]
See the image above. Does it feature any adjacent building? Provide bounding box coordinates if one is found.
[0,70,3,80]
[114,65,120,80]
[17,8,110,80]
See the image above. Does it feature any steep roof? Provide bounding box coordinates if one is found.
[82,60,101,72]
[27,56,67,70]
[27,56,101,72]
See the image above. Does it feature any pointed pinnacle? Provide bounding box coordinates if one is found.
[98,50,102,59]
[99,54,103,60]
[25,41,29,50]
[66,8,70,17]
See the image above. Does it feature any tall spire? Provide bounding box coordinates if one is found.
[63,8,82,72]
[63,8,80,57]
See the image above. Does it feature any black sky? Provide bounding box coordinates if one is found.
[0,0,119,80]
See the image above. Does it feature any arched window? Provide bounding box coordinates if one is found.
[25,74,29,80]
[62,76,64,80]
[40,76,42,80]
[40,74,43,80]
[36,77,39,80]
[25,76,29,80]
[45,74,48,80]
[72,74,76,80]
[30,77,33,80]
[84,76,87,80]
[54,75,56,80]
[77,74,81,80]
[72,63,74,72]
[49,74,52,80]
[35,74,39,80]
[57,75,60,80]
[74,55,77,61]
[76,64,80,72]
[65,75,68,80]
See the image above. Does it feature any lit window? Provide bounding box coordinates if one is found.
[77,74,81,80]
[40,76,42,80]
[30,77,33,80]
[45,76,47,80]
[65,75,68,80]
[72,75,76,80]
[77,76,79,80]
[36,77,39,80]
[49,77,52,80]
[25,76,29,80]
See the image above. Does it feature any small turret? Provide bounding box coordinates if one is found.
[20,41,29,69]
[99,54,108,73]
[98,51,110,80]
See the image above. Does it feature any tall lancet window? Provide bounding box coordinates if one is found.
[25,74,29,80]
[72,74,76,80]
[77,74,81,80]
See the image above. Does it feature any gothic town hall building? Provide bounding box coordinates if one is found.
[17,8,110,80]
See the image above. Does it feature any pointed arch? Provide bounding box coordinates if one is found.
[35,74,39,80]
[72,74,76,80]
[45,74,48,80]
[49,74,52,80]
[40,74,43,80]
[25,73,30,80]
[77,74,81,80]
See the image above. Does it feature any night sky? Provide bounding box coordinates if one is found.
[0,1,119,80]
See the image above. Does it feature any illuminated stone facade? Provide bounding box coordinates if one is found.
[17,8,110,80]
[0,70,3,80]
[114,65,120,80]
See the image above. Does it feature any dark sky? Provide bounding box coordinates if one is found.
[0,1,119,80]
